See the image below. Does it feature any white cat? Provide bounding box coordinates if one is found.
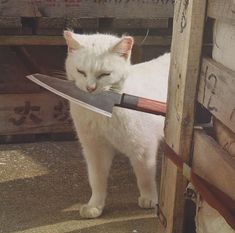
[64,30,170,218]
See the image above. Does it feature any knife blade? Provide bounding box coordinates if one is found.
[27,73,166,117]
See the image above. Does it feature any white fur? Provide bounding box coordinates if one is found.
[64,31,170,218]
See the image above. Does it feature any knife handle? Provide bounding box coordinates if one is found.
[118,94,166,117]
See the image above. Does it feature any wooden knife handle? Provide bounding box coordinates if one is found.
[118,93,166,117]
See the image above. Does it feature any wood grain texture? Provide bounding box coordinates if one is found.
[198,58,235,133]
[212,21,235,72]
[0,92,73,135]
[110,18,169,29]
[159,0,207,232]
[207,0,235,25]
[0,0,41,17]
[0,17,21,28]
[35,17,99,35]
[214,118,235,156]
[0,0,174,18]
[0,35,172,46]
[0,17,22,34]
[193,130,235,200]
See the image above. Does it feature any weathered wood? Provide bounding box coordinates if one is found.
[0,17,22,34]
[0,0,174,18]
[0,0,41,17]
[110,18,169,29]
[214,118,235,156]
[0,17,21,28]
[0,35,172,46]
[207,0,235,25]
[198,58,235,133]
[0,92,73,135]
[212,21,235,72]
[159,0,207,232]
[35,17,169,35]
[0,46,66,93]
[0,46,38,93]
[193,130,235,200]
[35,17,99,35]
[0,35,65,45]
[196,200,234,233]
[66,17,99,30]
[36,17,66,35]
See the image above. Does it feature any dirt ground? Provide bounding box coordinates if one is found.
[0,141,164,233]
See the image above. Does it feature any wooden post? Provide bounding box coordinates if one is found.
[159,1,206,233]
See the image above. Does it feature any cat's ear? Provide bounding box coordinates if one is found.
[63,30,80,52]
[111,36,134,60]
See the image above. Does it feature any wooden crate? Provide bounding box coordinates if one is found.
[0,1,173,142]
[0,0,174,18]
[158,0,235,233]
[0,92,72,135]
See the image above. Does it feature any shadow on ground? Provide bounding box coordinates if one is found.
[0,141,159,233]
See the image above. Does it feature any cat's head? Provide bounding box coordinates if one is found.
[64,30,133,94]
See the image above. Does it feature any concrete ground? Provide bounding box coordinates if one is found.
[0,141,164,233]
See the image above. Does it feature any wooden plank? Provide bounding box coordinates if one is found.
[193,130,235,200]
[213,118,235,156]
[0,35,172,46]
[36,17,66,35]
[35,17,168,35]
[212,20,235,72]
[0,92,73,135]
[207,0,235,25]
[159,1,206,233]
[0,0,174,18]
[0,46,66,93]
[0,0,41,17]
[197,58,235,133]
[0,17,21,28]
[66,17,99,29]
[111,18,169,29]
[36,17,99,35]
[0,17,22,34]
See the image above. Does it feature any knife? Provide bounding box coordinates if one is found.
[26,73,166,118]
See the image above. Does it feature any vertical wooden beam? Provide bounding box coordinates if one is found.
[159,1,206,233]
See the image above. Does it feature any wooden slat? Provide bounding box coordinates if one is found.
[0,17,21,28]
[0,0,174,18]
[0,0,41,17]
[212,21,235,72]
[110,18,169,29]
[0,35,172,46]
[214,118,235,156]
[207,0,235,25]
[198,58,235,133]
[193,130,235,200]
[36,17,99,35]
[0,92,72,135]
[0,17,22,34]
[159,1,206,232]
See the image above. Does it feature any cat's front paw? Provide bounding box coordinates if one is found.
[138,196,157,209]
[80,204,103,218]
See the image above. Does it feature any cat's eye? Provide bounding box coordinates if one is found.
[96,72,111,80]
[77,68,87,77]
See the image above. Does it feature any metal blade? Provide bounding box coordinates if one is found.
[27,73,122,117]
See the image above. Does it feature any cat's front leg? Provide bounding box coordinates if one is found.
[130,154,157,209]
[80,141,114,218]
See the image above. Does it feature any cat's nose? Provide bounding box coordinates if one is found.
[86,85,97,93]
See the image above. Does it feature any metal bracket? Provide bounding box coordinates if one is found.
[156,204,167,228]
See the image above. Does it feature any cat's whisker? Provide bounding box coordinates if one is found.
[49,69,67,79]
[109,87,122,93]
